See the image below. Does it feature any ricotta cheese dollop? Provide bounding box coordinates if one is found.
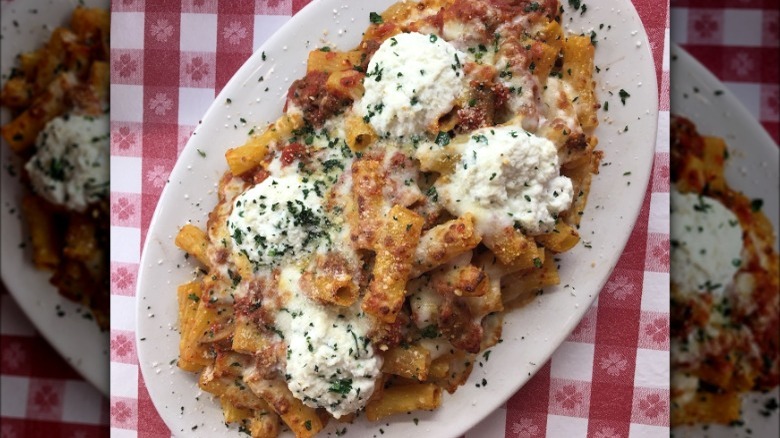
[670,189,744,295]
[25,113,109,212]
[227,174,326,267]
[276,267,381,418]
[359,32,466,138]
[436,125,573,235]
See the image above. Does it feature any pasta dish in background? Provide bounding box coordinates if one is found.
[174,0,601,436]
[0,7,110,329]
[670,115,779,426]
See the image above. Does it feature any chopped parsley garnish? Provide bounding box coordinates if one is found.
[369,12,383,24]
[329,378,353,395]
[619,89,630,105]
[435,131,450,146]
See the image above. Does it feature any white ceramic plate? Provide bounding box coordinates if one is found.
[136,1,659,436]
[0,0,109,395]
[670,45,780,438]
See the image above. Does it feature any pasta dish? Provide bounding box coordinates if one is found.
[0,7,110,329]
[670,115,779,426]
[174,0,601,436]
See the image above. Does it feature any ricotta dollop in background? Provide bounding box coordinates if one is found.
[359,32,466,138]
[276,267,380,418]
[436,125,573,235]
[670,189,743,295]
[25,113,109,212]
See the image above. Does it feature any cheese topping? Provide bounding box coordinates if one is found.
[359,32,466,138]
[25,113,109,212]
[276,267,381,418]
[227,174,327,268]
[436,125,573,235]
[670,189,744,295]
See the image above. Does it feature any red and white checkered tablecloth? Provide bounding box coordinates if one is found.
[108,1,670,437]
[0,284,109,436]
[670,0,779,144]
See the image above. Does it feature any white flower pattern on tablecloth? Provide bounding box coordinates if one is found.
[554,384,583,410]
[1,342,25,369]
[644,316,669,345]
[149,93,173,116]
[639,393,667,418]
[186,56,210,82]
[1,423,18,438]
[605,275,634,301]
[117,54,138,78]
[114,126,136,150]
[112,333,133,359]
[223,21,247,45]
[112,266,135,292]
[511,418,540,437]
[150,19,174,42]
[600,352,628,376]
[730,52,755,77]
[113,197,136,221]
[595,427,621,438]
[693,13,718,39]
[112,401,133,425]
[31,385,60,414]
[147,165,170,188]
[766,88,779,117]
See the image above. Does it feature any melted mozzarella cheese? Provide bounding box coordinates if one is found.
[358,32,466,138]
[670,189,743,296]
[25,113,109,211]
[276,267,381,418]
[436,125,573,235]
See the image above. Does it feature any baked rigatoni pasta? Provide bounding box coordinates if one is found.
[670,115,779,426]
[174,1,601,436]
[0,6,110,329]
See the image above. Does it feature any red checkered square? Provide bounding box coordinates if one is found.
[761,83,779,122]
[113,0,146,13]
[548,378,591,418]
[137,372,168,437]
[110,396,139,430]
[111,192,142,228]
[144,12,181,50]
[111,262,139,297]
[687,9,724,44]
[660,70,670,110]
[763,9,779,46]
[255,0,293,15]
[503,411,547,438]
[143,87,179,124]
[566,305,598,344]
[600,267,644,309]
[506,362,551,414]
[178,125,197,155]
[637,311,670,350]
[651,152,670,193]
[25,379,66,421]
[181,0,218,14]
[631,388,670,426]
[111,330,139,365]
[179,52,217,88]
[645,232,670,273]
[721,47,764,82]
[217,14,254,54]
[141,158,175,200]
[112,49,144,85]
[111,122,143,157]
